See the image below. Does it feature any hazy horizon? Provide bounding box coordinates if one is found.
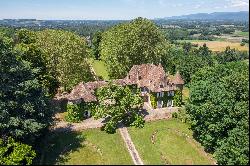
[0,0,249,20]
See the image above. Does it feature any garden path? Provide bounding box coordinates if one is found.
[119,126,144,165]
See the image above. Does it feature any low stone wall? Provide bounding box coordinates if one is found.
[143,105,179,122]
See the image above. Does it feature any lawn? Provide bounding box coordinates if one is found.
[39,129,133,165]
[182,86,189,104]
[88,58,110,80]
[128,119,216,165]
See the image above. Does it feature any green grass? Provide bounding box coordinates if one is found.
[234,31,249,37]
[88,58,110,80]
[128,119,215,165]
[182,86,190,103]
[40,129,133,165]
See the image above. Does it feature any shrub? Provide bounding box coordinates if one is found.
[150,93,157,109]
[240,42,245,46]
[172,112,178,118]
[65,103,84,123]
[173,90,182,107]
[131,114,145,128]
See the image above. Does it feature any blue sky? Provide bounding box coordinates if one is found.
[0,0,249,20]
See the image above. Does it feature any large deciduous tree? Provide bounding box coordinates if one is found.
[0,34,52,144]
[186,61,249,165]
[100,17,167,78]
[14,29,59,96]
[36,29,94,91]
[94,83,144,133]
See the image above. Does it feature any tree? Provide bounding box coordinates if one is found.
[161,45,213,84]
[182,42,192,54]
[94,83,144,133]
[92,31,102,60]
[186,62,249,165]
[14,29,59,96]
[0,137,36,165]
[215,46,242,64]
[100,17,167,78]
[36,29,94,91]
[0,34,52,144]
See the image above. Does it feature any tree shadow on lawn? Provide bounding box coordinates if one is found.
[39,131,85,165]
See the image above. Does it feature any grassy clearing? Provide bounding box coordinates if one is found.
[234,30,249,37]
[88,58,109,80]
[40,129,133,165]
[182,86,189,103]
[128,119,216,165]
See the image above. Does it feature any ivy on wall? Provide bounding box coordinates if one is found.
[150,93,157,109]
[173,90,182,107]
[149,91,182,108]
[65,101,97,123]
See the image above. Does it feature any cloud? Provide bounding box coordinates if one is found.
[194,4,201,9]
[171,3,183,7]
[228,0,249,7]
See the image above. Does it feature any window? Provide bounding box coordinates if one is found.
[139,76,142,80]
[160,84,163,88]
[128,75,130,79]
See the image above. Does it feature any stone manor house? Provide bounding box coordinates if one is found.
[65,64,184,117]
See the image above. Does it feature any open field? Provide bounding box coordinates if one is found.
[39,129,133,165]
[234,30,249,37]
[179,40,249,52]
[192,41,248,51]
[88,58,110,80]
[128,119,216,165]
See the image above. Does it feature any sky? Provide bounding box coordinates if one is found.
[0,0,249,20]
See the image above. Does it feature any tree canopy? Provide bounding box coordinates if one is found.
[36,29,94,91]
[0,137,36,165]
[14,29,59,96]
[0,34,52,144]
[186,61,249,165]
[100,17,167,78]
[94,83,144,133]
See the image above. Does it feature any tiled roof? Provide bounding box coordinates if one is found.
[66,64,184,103]
[172,71,184,85]
[126,64,172,92]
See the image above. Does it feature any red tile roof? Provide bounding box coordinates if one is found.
[66,64,184,103]
[172,71,184,85]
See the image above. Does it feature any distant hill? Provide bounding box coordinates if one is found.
[164,11,249,21]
